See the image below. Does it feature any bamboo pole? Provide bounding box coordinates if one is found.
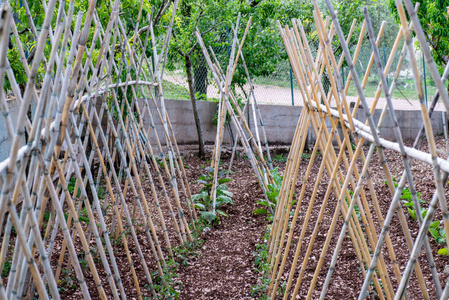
[280,18,387,298]
[270,1,444,298]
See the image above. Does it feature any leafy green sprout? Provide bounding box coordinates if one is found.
[254,168,285,220]
[1,260,11,278]
[273,154,288,162]
[387,178,449,255]
[301,153,311,162]
[192,167,233,225]
[67,177,81,197]
[388,179,427,221]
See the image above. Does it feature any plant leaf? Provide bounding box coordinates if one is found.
[221,190,233,197]
[257,200,269,207]
[429,228,440,241]
[430,220,440,229]
[194,203,206,210]
[200,211,217,223]
[254,208,268,215]
[216,209,228,217]
[438,248,449,255]
[407,208,417,220]
[217,195,233,205]
[218,178,232,184]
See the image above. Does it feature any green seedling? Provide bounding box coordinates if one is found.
[254,168,287,220]
[192,167,233,225]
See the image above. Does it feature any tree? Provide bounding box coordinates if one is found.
[388,0,449,70]
[168,0,317,158]
[168,0,241,159]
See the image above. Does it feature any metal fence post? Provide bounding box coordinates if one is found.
[423,53,428,108]
[383,42,388,86]
[290,64,294,106]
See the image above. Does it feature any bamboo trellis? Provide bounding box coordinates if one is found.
[0,0,197,298]
[269,0,449,299]
[195,18,275,215]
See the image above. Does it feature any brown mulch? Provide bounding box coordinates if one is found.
[176,136,449,300]
[175,148,270,299]
[3,137,449,299]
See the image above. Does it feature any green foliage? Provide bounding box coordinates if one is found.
[79,208,90,224]
[345,190,361,220]
[59,269,78,292]
[301,152,311,162]
[1,260,11,278]
[67,177,81,198]
[97,186,106,200]
[168,0,317,97]
[8,0,171,94]
[192,167,233,225]
[327,0,398,49]
[429,220,446,244]
[388,0,449,70]
[150,260,180,300]
[428,220,449,256]
[388,179,449,256]
[399,185,426,221]
[254,168,284,219]
[251,226,273,299]
[145,220,207,299]
[386,178,427,221]
[273,154,288,162]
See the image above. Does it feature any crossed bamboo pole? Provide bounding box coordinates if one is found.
[0,0,198,297]
[270,0,449,298]
[195,20,274,215]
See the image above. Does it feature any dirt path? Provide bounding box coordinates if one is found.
[177,150,271,299]
[176,139,449,299]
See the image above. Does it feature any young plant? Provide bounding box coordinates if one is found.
[254,168,284,220]
[273,154,288,162]
[251,226,275,299]
[67,177,81,197]
[387,179,427,221]
[345,190,361,220]
[429,220,448,255]
[192,167,233,225]
[400,188,427,221]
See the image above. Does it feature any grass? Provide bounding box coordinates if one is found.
[252,75,299,89]
[163,79,190,100]
[346,76,437,101]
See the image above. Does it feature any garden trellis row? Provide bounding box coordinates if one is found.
[269,0,449,299]
[195,17,274,215]
[0,0,197,299]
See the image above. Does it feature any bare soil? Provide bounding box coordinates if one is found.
[2,138,449,299]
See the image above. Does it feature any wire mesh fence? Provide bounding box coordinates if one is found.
[162,39,438,108]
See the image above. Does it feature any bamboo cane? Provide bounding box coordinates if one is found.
[272,5,436,298]
[272,20,384,298]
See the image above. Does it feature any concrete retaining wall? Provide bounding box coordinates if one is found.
[0,98,446,162]
[155,99,447,146]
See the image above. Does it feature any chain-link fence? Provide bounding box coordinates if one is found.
[162,40,438,108]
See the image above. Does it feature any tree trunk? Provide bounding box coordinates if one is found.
[185,54,205,158]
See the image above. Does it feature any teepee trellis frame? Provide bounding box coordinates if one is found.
[0,0,198,298]
[195,18,275,215]
[269,0,449,299]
